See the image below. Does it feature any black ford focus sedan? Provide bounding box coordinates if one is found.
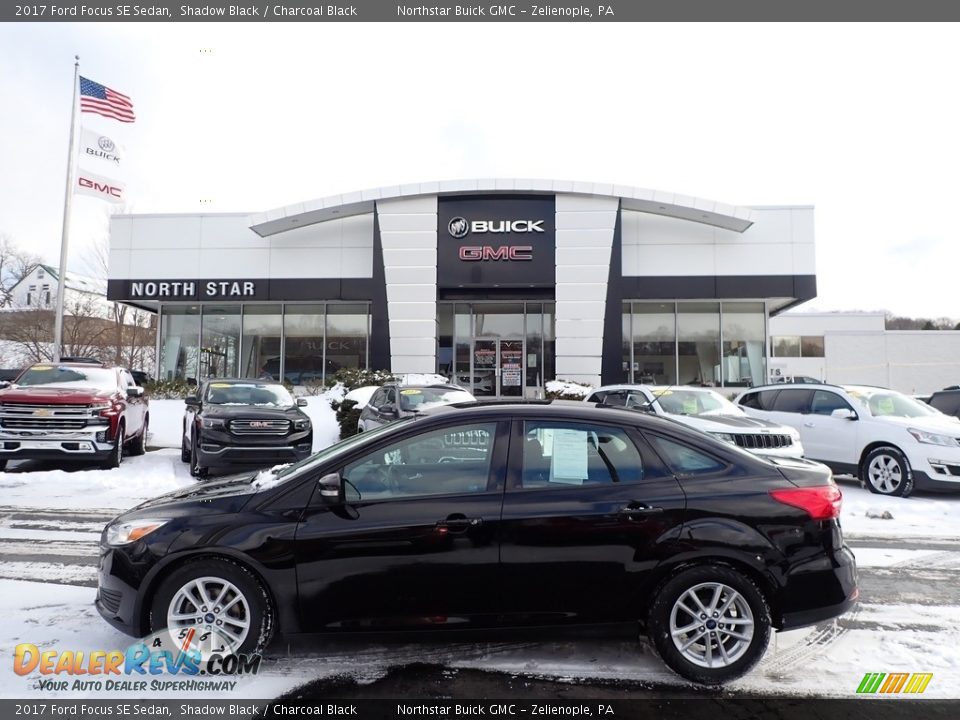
[97,401,857,685]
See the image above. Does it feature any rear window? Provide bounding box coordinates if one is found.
[929,392,960,417]
[772,389,813,413]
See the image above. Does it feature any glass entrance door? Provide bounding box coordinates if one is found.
[469,338,525,398]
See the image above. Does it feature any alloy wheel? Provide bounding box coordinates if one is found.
[867,454,902,493]
[167,576,250,654]
[669,581,755,668]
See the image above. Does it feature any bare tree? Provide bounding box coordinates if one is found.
[0,233,41,307]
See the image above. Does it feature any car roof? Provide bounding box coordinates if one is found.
[384,383,465,391]
[201,378,283,385]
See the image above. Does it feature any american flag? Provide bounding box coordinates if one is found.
[79,76,135,123]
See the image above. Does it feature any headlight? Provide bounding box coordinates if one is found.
[294,418,311,431]
[711,432,736,444]
[907,428,960,447]
[106,518,168,546]
[201,417,226,429]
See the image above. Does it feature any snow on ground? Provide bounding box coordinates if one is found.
[835,476,960,541]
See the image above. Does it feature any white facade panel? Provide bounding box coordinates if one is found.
[268,219,342,249]
[389,337,438,357]
[386,284,436,303]
[555,283,609,302]
[555,211,618,231]
[377,213,438,233]
[388,320,437,338]
[387,302,436,321]
[555,356,603,376]
[109,217,133,251]
[340,247,374,277]
[555,229,619,248]
[555,319,605,337]
[341,213,375,247]
[128,249,201,278]
[390,356,436,374]
[555,266,610,283]
[108,248,131,278]
[200,215,269,249]
[379,232,438,250]
[715,243,797,276]
[384,266,436,285]
[270,248,342,278]
[382,248,437,268]
[628,244,717,276]
[198,248,271,277]
[129,216,203,250]
[556,338,604,357]
[556,247,612,267]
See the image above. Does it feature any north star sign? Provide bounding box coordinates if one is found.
[129,280,258,299]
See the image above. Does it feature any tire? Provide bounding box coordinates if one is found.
[149,557,274,657]
[190,432,209,479]
[128,416,148,456]
[647,565,771,685]
[0,459,7,472]
[102,422,125,470]
[181,432,190,463]
[861,446,913,498]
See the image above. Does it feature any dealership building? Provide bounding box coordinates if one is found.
[107,179,817,396]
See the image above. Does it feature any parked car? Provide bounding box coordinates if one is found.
[182,379,313,478]
[0,361,148,470]
[97,400,856,686]
[928,389,960,419]
[586,385,804,459]
[356,383,475,432]
[735,383,960,497]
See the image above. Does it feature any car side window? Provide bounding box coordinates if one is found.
[342,422,498,500]
[520,421,652,488]
[771,389,813,414]
[649,435,726,476]
[368,388,386,410]
[810,390,852,416]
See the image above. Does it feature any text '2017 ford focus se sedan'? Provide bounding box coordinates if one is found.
[96,401,857,685]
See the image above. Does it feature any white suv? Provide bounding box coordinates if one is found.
[585,385,804,459]
[735,384,960,497]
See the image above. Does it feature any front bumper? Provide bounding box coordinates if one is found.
[0,427,115,459]
[752,442,805,460]
[912,469,960,493]
[95,544,145,637]
[195,429,312,467]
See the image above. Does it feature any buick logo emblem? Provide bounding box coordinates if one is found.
[448,217,469,239]
[98,136,115,152]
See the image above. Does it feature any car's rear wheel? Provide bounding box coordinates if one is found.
[647,565,771,685]
[190,433,208,479]
[102,422,124,469]
[862,446,913,497]
[149,558,273,657]
[128,417,148,456]
[180,432,190,463]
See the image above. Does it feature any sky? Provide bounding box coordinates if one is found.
[0,22,958,318]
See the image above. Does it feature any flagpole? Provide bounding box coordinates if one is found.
[53,56,80,362]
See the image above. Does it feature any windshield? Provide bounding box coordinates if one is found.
[16,365,117,391]
[653,388,741,416]
[252,418,415,490]
[846,387,940,419]
[205,382,294,407]
[398,387,475,411]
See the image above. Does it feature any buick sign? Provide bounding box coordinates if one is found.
[447,218,545,237]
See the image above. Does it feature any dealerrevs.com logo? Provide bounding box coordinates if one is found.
[12,629,260,693]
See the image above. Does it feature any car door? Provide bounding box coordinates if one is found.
[184,381,205,445]
[119,370,144,437]
[294,418,509,631]
[498,417,685,623]
[802,389,860,464]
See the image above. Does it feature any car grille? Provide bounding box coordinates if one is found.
[99,587,122,614]
[230,419,290,435]
[732,433,794,449]
[0,403,91,430]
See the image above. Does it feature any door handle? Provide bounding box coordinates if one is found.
[436,515,483,534]
[803,422,815,428]
[619,503,664,518]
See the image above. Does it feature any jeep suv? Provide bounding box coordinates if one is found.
[736,383,960,497]
[0,361,149,470]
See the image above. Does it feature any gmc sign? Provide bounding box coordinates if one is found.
[78,176,122,199]
[459,245,534,261]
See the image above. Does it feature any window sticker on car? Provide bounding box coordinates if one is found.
[653,389,673,396]
[209,383,232,388]
[550,428,590,484]
[400,389,422,395]
[32,366,53,371]
[682,398,698,414]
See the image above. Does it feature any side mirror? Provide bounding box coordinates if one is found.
[317,472,342,502]
[184,395,200,407]
[379,403,398,418]
[127,386,144,398]
[296,398,308,408]
[831,408,857,420]
[0,381,9,390]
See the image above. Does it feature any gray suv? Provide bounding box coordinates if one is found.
[357,383,475,432]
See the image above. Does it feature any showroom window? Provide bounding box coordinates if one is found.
[159,305,201,382]
[325,304,370,374]
[200,306,241,379]
[771,335,824,358]
[283,304,325,384]
[241,305,282,379]
[721,302,766,387]
[626,302,678,385]
[678,303,720,386]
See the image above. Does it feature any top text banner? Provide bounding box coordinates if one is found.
[5,0,960,22]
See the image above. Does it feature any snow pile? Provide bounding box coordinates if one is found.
[343,385,378,409]
[546,379,593,398]
[839,481,960,540]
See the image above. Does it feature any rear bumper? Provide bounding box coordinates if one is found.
[777,544,858,631]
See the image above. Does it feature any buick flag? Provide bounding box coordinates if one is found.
[79,126,123,167]
[76,168,125,204]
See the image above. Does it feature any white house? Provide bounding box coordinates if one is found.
[6,264,112,316]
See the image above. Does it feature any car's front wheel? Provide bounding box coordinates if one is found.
[149,558,274,657]
[102,422,124,470]
[190,433,208,479]
[128,416,148,456]
[862,446,913,497]
[647,565,771,685]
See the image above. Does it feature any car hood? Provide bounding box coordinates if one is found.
[670,412,795,434]
[201,405,304,420]
[871,414,960,433]
[125,473,258,516]
[0,386,114,404]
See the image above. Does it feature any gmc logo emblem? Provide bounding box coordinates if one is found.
[78,176,122,198]
[459,246,533,261]
[249,421,268,428]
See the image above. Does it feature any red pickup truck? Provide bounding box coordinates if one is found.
[0,361,149,470]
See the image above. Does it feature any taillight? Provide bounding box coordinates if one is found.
[770,486,842,520]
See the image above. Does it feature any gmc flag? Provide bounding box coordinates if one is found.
[76,169,125,204]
